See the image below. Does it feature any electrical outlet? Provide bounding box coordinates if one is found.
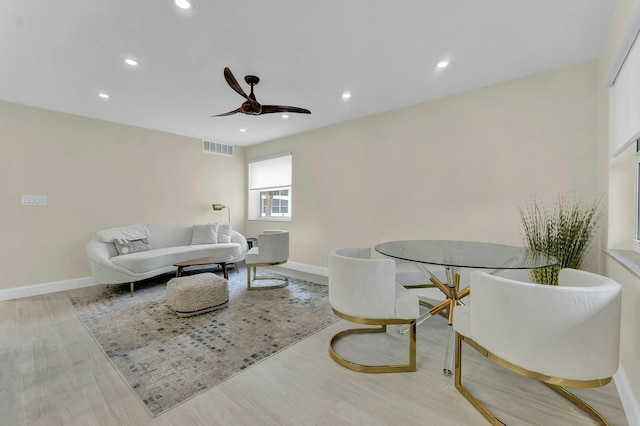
[21,195,47,206]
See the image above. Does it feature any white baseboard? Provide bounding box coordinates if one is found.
[266,261,328,285]
[0,276,96,301]
[280,261,328,277]
[614,364,640,426]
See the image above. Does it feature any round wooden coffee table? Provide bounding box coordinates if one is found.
[174,255,234,279]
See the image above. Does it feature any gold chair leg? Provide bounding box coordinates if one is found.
[454,332,611,426]
[408,320,416,371]
[246,264,289,290]
[455,333,505,425]
[329,321,416,373]
[130,282,134,297]
[544,384,609,426]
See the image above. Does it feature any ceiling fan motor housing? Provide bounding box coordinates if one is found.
[241,100,262,115]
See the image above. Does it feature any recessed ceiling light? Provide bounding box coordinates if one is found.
[124,58,138,66]
[341,92,351,100]
[175,0,191,9]
[98,93,110,99]
[281,114,289,119]
[239,128,246,132]
[437,61,449,68]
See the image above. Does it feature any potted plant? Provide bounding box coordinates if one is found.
[519,193,603,285]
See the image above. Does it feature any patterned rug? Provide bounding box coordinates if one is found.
[69,268,336,417]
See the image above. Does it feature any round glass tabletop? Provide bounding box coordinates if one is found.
[375,240,557,270]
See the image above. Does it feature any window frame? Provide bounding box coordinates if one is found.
[634,142,640,253]
[248,153,292,223]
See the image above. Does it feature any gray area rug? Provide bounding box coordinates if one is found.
[69,268,336,417]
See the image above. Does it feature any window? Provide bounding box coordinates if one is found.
[248,153,292,221]
[261,189,290,217]
[607,11,640,254]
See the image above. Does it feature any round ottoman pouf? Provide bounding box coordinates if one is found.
[166,272,229,317]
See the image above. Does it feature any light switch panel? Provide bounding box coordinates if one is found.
[21,195,47,206]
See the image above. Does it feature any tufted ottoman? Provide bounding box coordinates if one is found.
[166,272,229,317]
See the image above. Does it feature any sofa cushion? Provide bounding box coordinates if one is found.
[111,243,241,274]
[217,223,232,243]
[191,224,218,245]
[146,224,193,248]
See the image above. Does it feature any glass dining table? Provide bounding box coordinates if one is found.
[375,240,558,375]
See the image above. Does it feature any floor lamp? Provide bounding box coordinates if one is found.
[212,203,231,223]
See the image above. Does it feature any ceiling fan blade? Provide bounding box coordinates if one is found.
[261,105,311,115]
[211,108,241,117]
[223,67,250,100]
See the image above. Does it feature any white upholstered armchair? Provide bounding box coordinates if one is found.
[245,230,289,290]
[453,269,622,425]
[328,247,420,373]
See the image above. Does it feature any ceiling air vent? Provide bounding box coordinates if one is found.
[202,140,234,157]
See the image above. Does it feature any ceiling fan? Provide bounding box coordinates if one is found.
[212,67,311,117]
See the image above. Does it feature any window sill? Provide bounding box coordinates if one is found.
[605,248,640,279]
[248,217,292,223]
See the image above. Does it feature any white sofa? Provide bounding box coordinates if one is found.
[86,224,247,292]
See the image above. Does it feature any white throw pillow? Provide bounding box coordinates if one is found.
[217,223,232,243]
[96,224,150,243]
[191,224,218,245]
[114,238,151,255]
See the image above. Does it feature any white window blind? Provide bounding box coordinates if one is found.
[613,36,640,157]
[248,153,292,190]
[608,2,640,157]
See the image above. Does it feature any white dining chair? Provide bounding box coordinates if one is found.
[453,269,622,425]
[245,230,289,290]
[328,247,420,373]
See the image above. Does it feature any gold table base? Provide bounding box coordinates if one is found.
[401,265,467,375]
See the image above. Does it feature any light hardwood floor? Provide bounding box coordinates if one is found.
[0,281,629,425]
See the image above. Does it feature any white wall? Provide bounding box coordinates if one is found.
[0,100,246,289]
[246,61,599,270]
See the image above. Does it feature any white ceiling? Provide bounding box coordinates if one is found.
[0,1,615,147]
